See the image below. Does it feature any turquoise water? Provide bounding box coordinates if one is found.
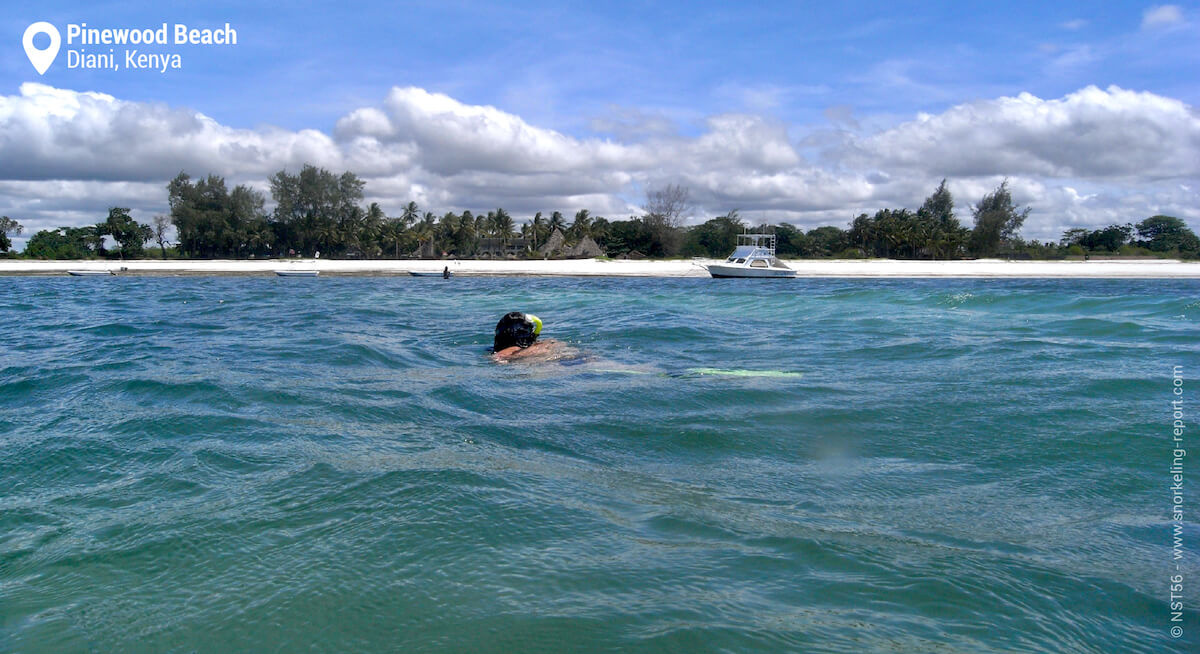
[1,276,1197,653]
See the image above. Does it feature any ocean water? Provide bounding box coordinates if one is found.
[1,275,1197,653]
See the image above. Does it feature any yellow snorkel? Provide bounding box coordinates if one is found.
[494,312,543,350]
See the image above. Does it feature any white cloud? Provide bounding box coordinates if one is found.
[1142,4,1185,29]
[0,82,1197,250]
[0,83,346,182]
[823,105,860,130]
[1060,19,1088,30]
[711,82,830,113]
[1045,44,1099,71]
[846,86,1200,181]
[587,106,678,141]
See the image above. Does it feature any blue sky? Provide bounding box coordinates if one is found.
[1,1,1197,246]
[6,1,1195,131]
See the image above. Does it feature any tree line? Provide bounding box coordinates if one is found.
[4,165,1197,260]
[11,209,157,259]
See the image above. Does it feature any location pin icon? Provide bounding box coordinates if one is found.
[23,22,61,75]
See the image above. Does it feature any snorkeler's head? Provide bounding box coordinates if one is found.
[494,312,542,351]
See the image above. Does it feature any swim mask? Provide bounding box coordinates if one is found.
[494,312,542,350]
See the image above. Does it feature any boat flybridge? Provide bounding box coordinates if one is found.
[706,233,796,278]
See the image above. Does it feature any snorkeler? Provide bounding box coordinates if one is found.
[489,311,799,377]
[491,311,569,362]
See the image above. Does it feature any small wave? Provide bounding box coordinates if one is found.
[76,322,145,337]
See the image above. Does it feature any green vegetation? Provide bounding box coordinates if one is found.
[169,172,271,258]
[10,167,1200,260]
[24,225,106,259]
[847,180,970,259]
[968,180,1030,257]
[103,208,153,259]
[0,216,23,253]
[1059,215,1200,259]
[19,208,152,259]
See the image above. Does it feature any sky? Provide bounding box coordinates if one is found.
[1,0,1197,249]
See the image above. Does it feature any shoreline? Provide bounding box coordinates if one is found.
[1,257,1198,278]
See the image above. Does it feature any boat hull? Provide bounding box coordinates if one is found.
[67,270,114,276]
[706,264,796,278]
[275,270,319,277]
[409,271,452,277]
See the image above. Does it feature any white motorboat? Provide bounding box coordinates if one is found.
[275,270,319,277]
[706,233,796,278]
[67,270,115,276]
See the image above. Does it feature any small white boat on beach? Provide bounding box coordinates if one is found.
[275,270,319,277]
[67,270,115,276]
[706,233,796,278]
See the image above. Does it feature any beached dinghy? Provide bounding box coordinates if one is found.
[67,270,115,276]
[706,233,796,278]
[275,270,319,277]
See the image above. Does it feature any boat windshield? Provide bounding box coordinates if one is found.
[726,246,756,261]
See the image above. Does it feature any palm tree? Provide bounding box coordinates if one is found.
[414,212,437,249]
[590,216,609,245]
[313,219,339,257]
[357,202,385,257]
[571,209,592,240]
[493,208,515,242]
[246,221,272,257]
[401,201,420,229]
[850,213,874,256]
[454,214,476,256]
[438,212,460,252]
[548,211,566,235]
[529,211,545,249]
[382,219,407,258]
[468,211,485,238]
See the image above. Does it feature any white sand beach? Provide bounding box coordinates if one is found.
[1,257,1198,278]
